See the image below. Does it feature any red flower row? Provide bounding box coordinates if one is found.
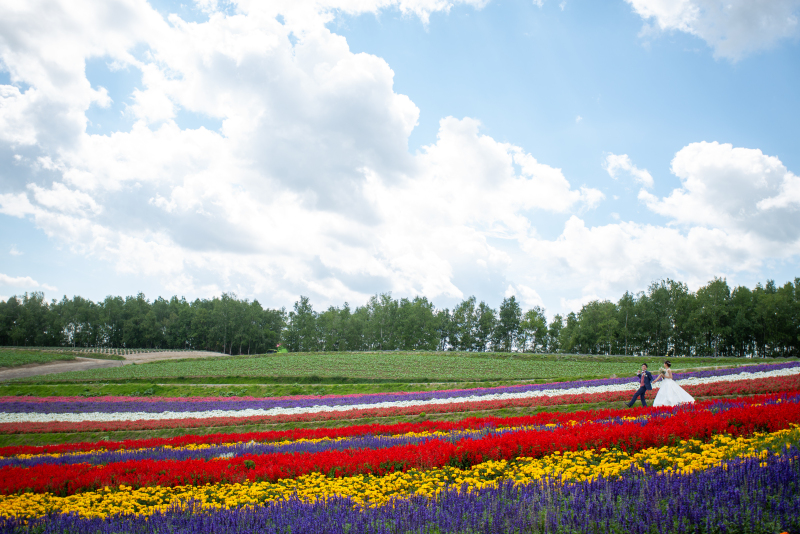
[1,398,798,496]
[1,374,796,437]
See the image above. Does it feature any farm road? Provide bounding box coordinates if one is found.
[0,351,226,381]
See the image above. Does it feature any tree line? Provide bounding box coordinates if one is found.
[0,293,283,355]
[1,276,798,357]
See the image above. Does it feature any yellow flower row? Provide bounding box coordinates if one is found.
[1,424,795,521]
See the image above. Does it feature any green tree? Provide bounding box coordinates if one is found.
[318,305,347,351]
[546,314,563,353]
[729,285,755,357]
[495,296,522,352]
[435,308,454,351]
[396,297,439,350]
[572,300,617,355]
[284,296,318,352]
[365,293,398,350]
[519,306,548,352]
[450,297,478,351]
[695,277,731,357]
[474,302,496,352]
[559,312,579,353]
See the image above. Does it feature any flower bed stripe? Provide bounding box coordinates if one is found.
[1,397,797,496]
[3,373,797,435]
[2,424,566,468]
[0,403,659,457]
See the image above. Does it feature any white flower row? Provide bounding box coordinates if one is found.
[2,366,798,424]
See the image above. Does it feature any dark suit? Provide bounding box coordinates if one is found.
[627,370,653,407]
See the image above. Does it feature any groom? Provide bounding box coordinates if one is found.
[626,363,653,408]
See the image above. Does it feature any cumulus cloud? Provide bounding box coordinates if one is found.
[0,0,574,307]
[0,86,39,146]
[626,0,800,60]
[1,0,799,316]
[505,283,544,308]
[603,153,654,188]
[28,182,102,215]
[523,142,800,308]
[521,215,764,308]
[639,142,800,243]
[0,273,56,291]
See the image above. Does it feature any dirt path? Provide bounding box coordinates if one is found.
[0,351,227,381]
[120,351,227,365]
[0,358,123,381]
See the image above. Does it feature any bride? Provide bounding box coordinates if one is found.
[652,360,695,407]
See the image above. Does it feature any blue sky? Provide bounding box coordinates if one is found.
[1,0,800,314]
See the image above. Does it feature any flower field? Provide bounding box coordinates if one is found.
[0,362,799,533]
[1,362,798,433]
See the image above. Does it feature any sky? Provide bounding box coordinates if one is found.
[1,0,800,315]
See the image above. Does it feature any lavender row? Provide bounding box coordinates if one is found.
[5,444,799,534]
[3,361,797,415]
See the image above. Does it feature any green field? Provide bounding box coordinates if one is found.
[10,351,779,385]
[0,349,125,369]
[0,349,77,369]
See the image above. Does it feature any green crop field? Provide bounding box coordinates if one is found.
[0,349,125,370]
[0,349,77,369]
[12,351,780,385]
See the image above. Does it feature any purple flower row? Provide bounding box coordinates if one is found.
[4,444,798,534]
[2,361,797,415]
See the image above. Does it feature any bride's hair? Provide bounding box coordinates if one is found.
[664,361,671,367]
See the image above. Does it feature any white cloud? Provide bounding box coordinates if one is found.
[0,273,56,291]
[28,182,102,215]
[575,115,582,123]
[9,245,22,256]
[523,215,764,304]
[0,85,39,145]
[561,293,598,313]
[626,0,800,60]
[0,0,168,151]
[130,88,175,124]
[0,192,37,218]
[603,153,654,188]
[639,141,800,243]
[505,283,544,308]
[518,143,800,310]
[758,173,800,210]
[1,0,800,317]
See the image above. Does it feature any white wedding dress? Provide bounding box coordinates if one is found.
[652,372,695,407]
